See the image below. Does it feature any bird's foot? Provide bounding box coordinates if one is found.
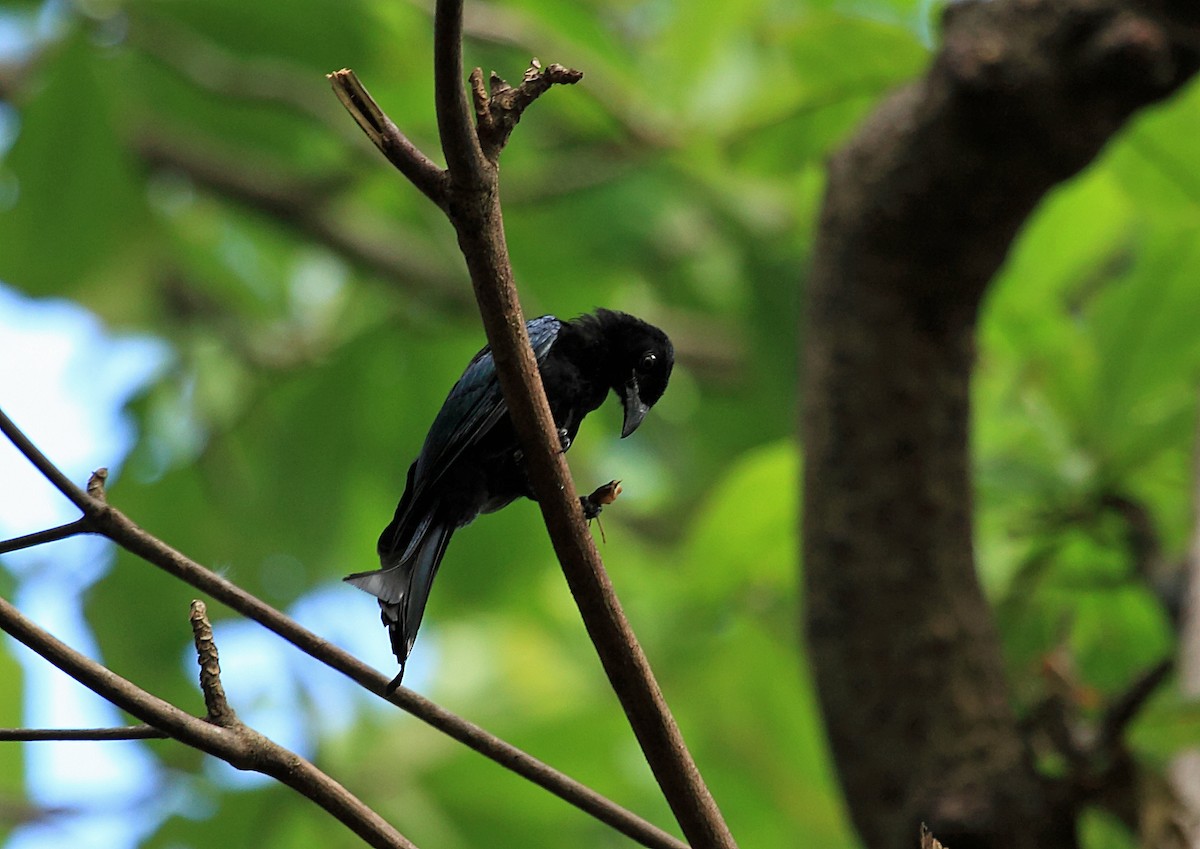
[513,430,571,464]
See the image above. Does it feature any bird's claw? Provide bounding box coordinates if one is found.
[512,428,570,463]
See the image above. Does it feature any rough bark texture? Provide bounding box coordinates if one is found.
[801,1,1199,848]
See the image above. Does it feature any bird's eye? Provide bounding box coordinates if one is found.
[638,352,657,373]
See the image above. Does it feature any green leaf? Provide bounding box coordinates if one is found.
[0,640,24,792]
[0,31,149,299]
[1079,807,1136,849]
[1130,691,1200,763]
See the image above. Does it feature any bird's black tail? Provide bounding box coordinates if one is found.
[345,515,454,691]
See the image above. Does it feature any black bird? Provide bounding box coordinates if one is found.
[346,309,674,689]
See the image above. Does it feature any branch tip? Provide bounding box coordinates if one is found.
[473,58,583,160]
[189,599,237,727]
[490,70,512,96]
[470,67,492,130]
[0,406,93,510]
[87,468,108,501]
[327,68,449,209]
[328,68,387,141]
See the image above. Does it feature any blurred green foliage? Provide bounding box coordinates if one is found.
[0,0,1198,846]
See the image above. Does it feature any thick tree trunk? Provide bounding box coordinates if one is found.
[801,1,1198,848]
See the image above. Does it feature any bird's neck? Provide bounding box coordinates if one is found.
[555,320,614,385]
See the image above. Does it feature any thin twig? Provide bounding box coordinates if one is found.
[0,597,226,745]
[0,595,418,849]
[0,408,91,511]
[86,468,108,501]
[448,0,677,149]
[0,407,685,849]
[475,60,583,160]
[89,498,687,849]
[0,519,91,555]
[433,0,488,184]
[190,600,237,727]
[326,70,449,209]
[0,726,168,741]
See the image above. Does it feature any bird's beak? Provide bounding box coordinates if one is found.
[620,377,649,438]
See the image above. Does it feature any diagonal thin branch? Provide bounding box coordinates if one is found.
[0,405,686,849]
[0,726,168,741]
[86,487,686,849]
[0,594,418,849]
[394,2,738,846]
[0,409,91,511]
[0,519,91,555]
[0,597,228,748]
[327,70,449,209]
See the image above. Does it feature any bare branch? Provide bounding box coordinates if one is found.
[0,597,223,744]
[0,726,168,741]
[449,0,677,149]
[90,498,686,849]
[329,3,737,845]
[437,8,734,848]
[0,595,418,849]
[0,408,92,511]
[0,406,685,849]
[86,468,108,501]
[189,600,237,727]
[0,519,91,555]
[433,0,488,184]
[475,60,583,161]
[327,69,449,209]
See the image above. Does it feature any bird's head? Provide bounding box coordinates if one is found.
[595,310,674,438]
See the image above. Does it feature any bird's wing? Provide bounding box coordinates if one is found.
[411,315,561,497]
